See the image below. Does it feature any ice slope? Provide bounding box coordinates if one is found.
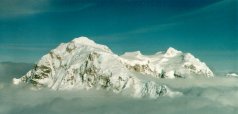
[13,37,213,98]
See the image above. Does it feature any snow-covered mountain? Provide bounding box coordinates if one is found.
[226,73,238,77]
[121,47,213,79]
[13,37,214,98]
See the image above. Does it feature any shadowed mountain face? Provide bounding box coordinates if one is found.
[0,62,33,82]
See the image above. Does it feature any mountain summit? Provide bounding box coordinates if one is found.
[164,47,181,57]
[13,37,214,98]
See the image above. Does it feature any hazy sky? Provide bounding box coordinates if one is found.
[0,0,237,73]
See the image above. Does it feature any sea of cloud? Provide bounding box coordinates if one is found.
[0,76,238,114]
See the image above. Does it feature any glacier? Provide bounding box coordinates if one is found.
[13,37,214,98]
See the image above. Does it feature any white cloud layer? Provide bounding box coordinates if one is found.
[1,76,238,114]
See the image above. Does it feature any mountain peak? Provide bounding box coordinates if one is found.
[164,47,181,57]
[72,36,96,45]
[70,36,111,53]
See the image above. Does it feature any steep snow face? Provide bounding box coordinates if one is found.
[15,37,182,98]
[20,37,128,91]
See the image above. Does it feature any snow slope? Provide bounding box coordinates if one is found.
[121,47,213,79]
[13,37,214,98]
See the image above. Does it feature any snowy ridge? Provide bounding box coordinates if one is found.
[120,48,213,79]
[14,37,214,98]
[226,73,238,77]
